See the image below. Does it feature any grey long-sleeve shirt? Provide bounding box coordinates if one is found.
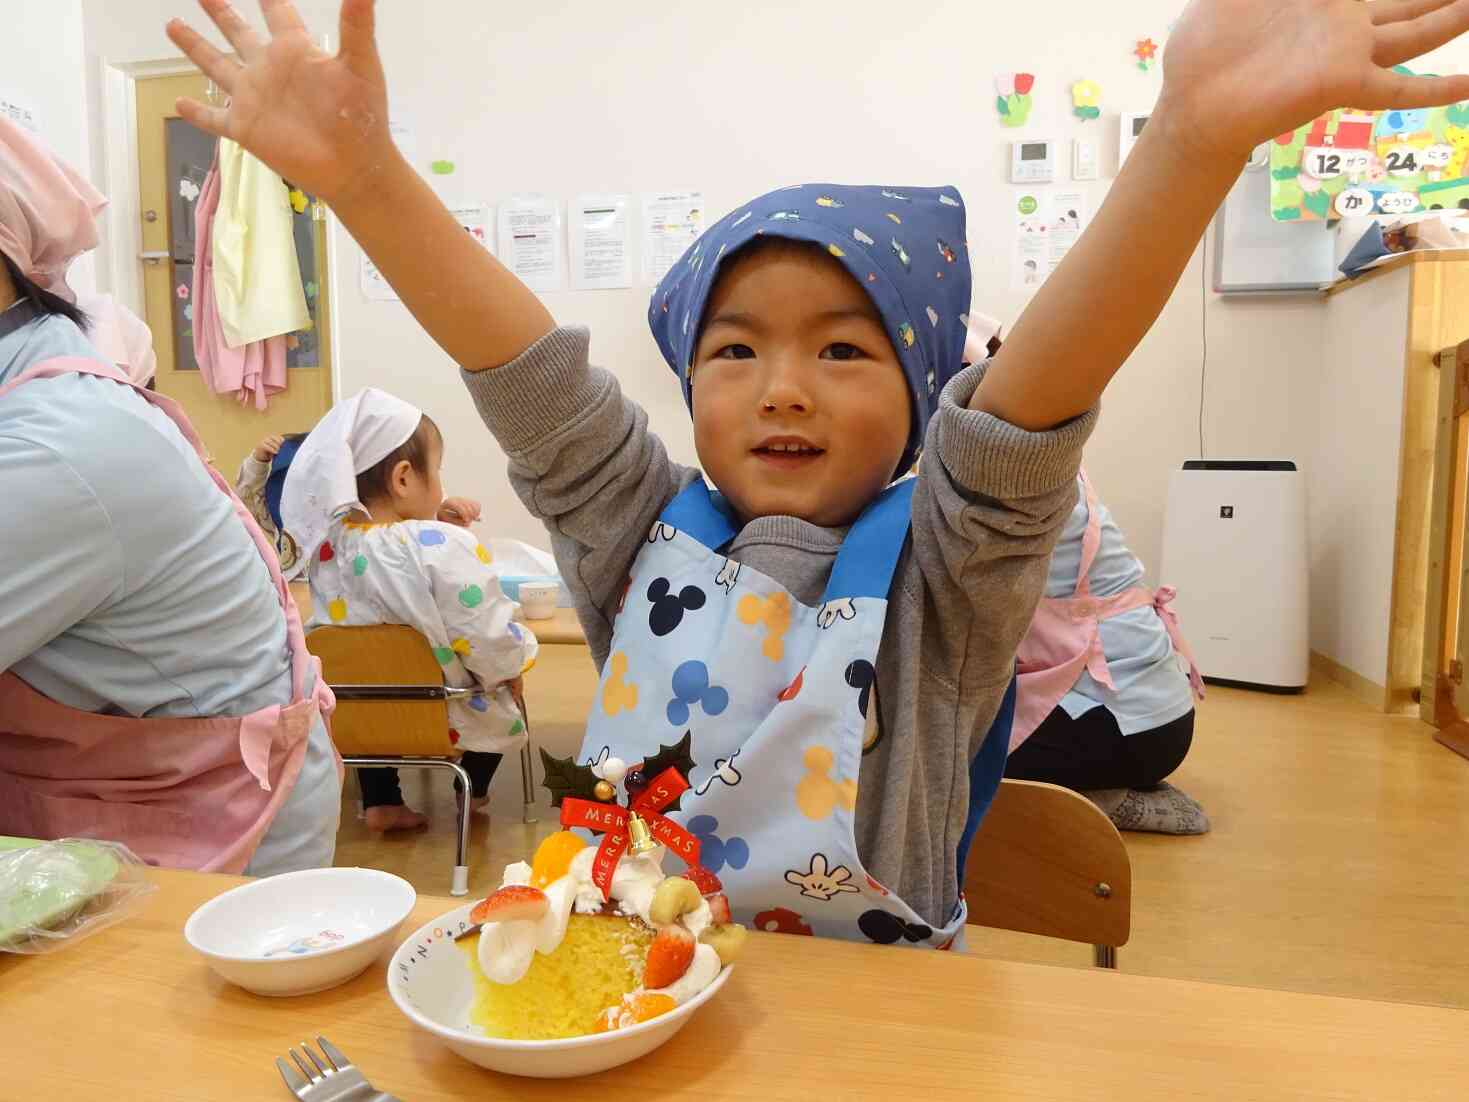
[463,327,1093,926]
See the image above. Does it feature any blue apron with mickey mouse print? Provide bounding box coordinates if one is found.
[582,477,1011,949]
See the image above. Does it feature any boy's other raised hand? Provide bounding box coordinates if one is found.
[1163,0,1469,163]
[166,0,393,207]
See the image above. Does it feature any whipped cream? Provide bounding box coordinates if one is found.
[475,842,719,1004]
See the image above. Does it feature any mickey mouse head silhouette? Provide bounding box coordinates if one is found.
[844,659,876,718]
[857,909,933,946]
[647,577,707,637]
[667,660,729,725]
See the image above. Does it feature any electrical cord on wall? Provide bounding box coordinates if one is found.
[1198,227,1209,459]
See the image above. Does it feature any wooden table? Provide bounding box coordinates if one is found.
[523,606,587,646]
[4,869,1466,1101]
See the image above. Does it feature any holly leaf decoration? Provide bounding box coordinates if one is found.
[539,748,602,808]
[640,732,698,812]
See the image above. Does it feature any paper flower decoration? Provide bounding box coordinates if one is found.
[996,73,1036,129]
[1135,38,1159,72]
[1072,80,1102,121]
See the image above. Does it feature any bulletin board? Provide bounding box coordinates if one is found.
[1270,77,1469,222]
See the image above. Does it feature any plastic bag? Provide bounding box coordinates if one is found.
[0,838,157,954]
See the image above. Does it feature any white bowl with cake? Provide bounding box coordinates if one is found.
[386,898,734,1078]
[387,751,749,1077]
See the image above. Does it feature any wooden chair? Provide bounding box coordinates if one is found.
[306,625,539,897]
[963,779,1132,968]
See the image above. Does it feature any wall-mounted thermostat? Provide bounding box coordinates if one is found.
[1009,139,1057,184]
[1119,111,1151,166]
[1073,138,1100,181]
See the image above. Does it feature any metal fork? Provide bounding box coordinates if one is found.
[276,1036,404,1102]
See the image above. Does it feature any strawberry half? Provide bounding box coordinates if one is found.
[704,892,732,926]
[643,924,695,989]
[470,884,549,925]
[683,864,723,896]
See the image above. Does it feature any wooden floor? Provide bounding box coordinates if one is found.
[333,645,1469,1010]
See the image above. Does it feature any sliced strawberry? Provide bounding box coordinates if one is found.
[470,884,549,925]
[683,864,723,896]
[704,892,732,926]
[643,924,695,989]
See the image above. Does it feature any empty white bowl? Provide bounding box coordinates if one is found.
[185,867,416,997]
[387,902,733,1078]
[517,581,560,621]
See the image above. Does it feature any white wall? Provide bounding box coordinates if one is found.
[4,0,96,296]
[78,1,1469,581]
[1314,271,1413,684]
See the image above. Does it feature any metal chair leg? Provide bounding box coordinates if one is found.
[516,694,538,826]
[1093,944,1118,969]
[519,742,538,825]
[344,756,473,897]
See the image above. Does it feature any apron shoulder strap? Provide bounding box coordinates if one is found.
[659,478,740,551]
[823,478,917,602]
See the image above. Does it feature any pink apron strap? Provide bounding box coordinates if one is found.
[1152,586,1206,700]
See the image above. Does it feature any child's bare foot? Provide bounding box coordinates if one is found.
[456,791,491,816]
[364,804,429,832]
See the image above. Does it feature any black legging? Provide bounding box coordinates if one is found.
[358,751,503,809]
[1004,706,1194,791]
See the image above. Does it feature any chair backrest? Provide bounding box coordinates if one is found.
[963,779,1131,950]
[306,625,457,757]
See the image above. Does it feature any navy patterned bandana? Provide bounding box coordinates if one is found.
[648,183,973,475]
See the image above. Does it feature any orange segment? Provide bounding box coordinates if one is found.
[624,993,676,1024]
[593,993,677,1033]
[530,830,587,888]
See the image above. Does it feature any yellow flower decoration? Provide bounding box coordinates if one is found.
[1072,80,1101,109]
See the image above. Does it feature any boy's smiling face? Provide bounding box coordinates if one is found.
[690,241,912,528]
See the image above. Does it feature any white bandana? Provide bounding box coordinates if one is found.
[281,387,423,561]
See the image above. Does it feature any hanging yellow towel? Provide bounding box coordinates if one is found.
[211,138,310,349]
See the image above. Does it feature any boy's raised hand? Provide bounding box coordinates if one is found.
[979,0,1469,432]
[166,0,392,206]
[1165,0,1469,161]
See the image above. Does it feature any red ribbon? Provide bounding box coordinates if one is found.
[560,766,701,900]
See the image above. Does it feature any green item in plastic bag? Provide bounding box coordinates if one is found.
[0,837,154,953]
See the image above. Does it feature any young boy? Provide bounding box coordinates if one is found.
[168,0,1469,942]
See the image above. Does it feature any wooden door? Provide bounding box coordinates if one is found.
[1423,338,1469,761]
[135,72,332,478]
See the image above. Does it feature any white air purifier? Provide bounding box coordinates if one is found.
[1159,461,1309,692]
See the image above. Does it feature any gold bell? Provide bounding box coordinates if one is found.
[626,811,658,856]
